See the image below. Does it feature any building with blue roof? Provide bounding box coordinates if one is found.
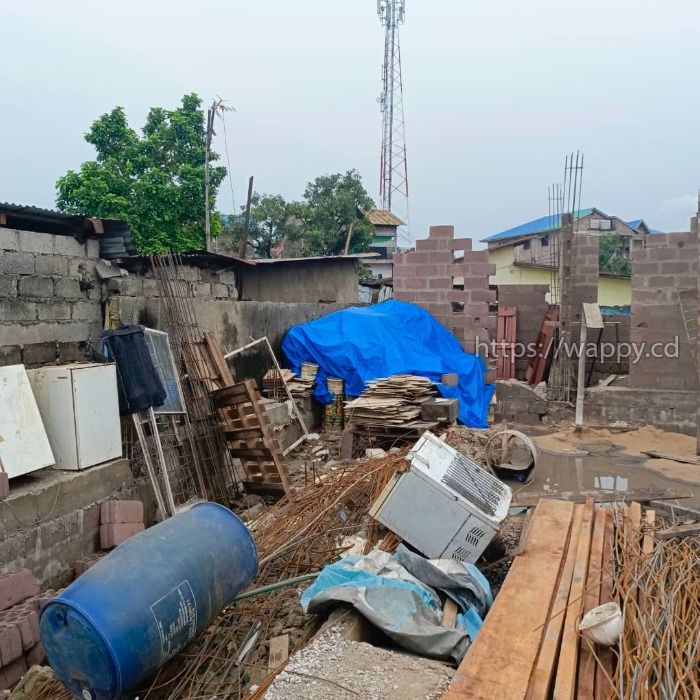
[482,208,659,307]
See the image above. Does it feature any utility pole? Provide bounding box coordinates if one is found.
[240,176,254,260]
[378,0,409,243]
[204,98,232,252]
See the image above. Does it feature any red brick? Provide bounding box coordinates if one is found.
[0,656,26,691]
[100,522,144,549]
[100,500,144,525]
[428,225,455,239]
[0,571,38,612]
[0,625,22,666]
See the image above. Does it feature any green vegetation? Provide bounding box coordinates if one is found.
[56,94,225,253]
[599,233,631,276]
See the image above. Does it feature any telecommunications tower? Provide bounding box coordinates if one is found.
[378,0,409,234]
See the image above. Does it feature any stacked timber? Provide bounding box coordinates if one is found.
[443,497,616,700]
[288,378,314,399]
[343,375,438,426]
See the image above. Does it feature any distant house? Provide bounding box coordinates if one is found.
[364,209,405,280]
[482,208,659,307]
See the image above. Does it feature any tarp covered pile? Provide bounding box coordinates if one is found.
[282,300,495,428]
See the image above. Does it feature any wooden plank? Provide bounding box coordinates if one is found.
[441,599,459,629]
[512,486,693,508]
[552,498,594,700]
[211,383,250,407]
[641,449,700,465]
[577,508,607,700]
[527,504,583,699]
[444,499,575,700]
[204,331,235,386]
[642,509,656,552]
[627,501,642,553]
[657,521,700,539]
[594,510,615,700]
[268,634,290,670]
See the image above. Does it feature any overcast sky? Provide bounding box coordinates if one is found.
[2,0,698,244]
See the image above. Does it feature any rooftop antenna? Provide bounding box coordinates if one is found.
[378,0,409,244]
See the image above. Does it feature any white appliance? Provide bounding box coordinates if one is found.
[0,365,55,478]
[370,432,512,563]
[28,363,122,471]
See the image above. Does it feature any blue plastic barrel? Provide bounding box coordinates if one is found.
[40,502,258,700]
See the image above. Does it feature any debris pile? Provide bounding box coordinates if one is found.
[344,375,438,426]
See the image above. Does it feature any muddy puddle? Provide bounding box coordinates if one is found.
[512,443,700,510]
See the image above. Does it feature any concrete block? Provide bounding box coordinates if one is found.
[415,238,439,252]
[142,278,159,297]
[106,277,143,296]
[0,277,17,299]
[428,225,455,239]
[100,500,144,524]
[211,283,228,298]
[0,656,26,690]
[421,398,459,422]
[100,522,144,549]
[192,282,211,298]
[34,255,69,276]
[0,300,37,322]
[0,347,21,366]
[0,229,19,251]
[18,276,53,299]
[53,277,82,299]
[53,235,85,257]
[0,252,34,275]
[71,301,101,322]
[22,342,57,367]
[216,270,236,285]
[0,624,22,666]
[38,300,71,321]
[17,230,53,255]
[177,265,201,282]
[25,641,45,666]
[86,238,100,259]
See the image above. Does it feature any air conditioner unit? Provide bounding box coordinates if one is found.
[369,432,512,563]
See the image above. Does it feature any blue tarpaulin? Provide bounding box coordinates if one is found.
[281,300,495,428]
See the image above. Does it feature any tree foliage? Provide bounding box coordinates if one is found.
[297,170,375,256]
[56,94,226,253]
[219,170,376,258]
[220,193,298,258]
[599,233,631,276]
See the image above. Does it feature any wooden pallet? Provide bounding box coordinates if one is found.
[211,379,292,498]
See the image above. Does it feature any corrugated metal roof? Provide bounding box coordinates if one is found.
[365,209,405,226]
[0,202,77,220]
[482,208,596,243]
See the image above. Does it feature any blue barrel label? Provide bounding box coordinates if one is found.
[149,580,198,662]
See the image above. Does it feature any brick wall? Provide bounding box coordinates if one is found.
[0,229,102,366]
[394,226,496,354]
[629,232,697,391]
[497,284,549,380]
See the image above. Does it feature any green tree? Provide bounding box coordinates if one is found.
[297,170,375,256]
[56,94,226,253]
[599,233,631,276]
[220,193,298,258]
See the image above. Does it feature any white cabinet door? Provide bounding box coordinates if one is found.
[72,364,122,469]
[0,365,54,478]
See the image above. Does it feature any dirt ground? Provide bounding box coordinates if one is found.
[533,425,700,484]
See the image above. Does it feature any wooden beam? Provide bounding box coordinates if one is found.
[512,486,693,508]
[553,498,595,700]
[641,449,700,465]
[577,508,607,700]
[594,510,615,700]
[657,522,700,540]
[441,599,459,629]
[527,504,583,699]
[443,499,575,700]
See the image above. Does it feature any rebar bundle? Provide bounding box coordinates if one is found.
[143,449,407,699]
[151,254,240,504]
[610,508,700,700]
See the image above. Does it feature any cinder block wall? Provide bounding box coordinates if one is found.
[497,284,549,380]
[629,232,697,390]
[569,234,600,328]
[0,229,103,366]
[394,226,496,354]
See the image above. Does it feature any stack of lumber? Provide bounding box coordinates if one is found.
[443,497,615,700]
[344,375,438,426]
[288,378,314,398]
[262,368,294,399]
